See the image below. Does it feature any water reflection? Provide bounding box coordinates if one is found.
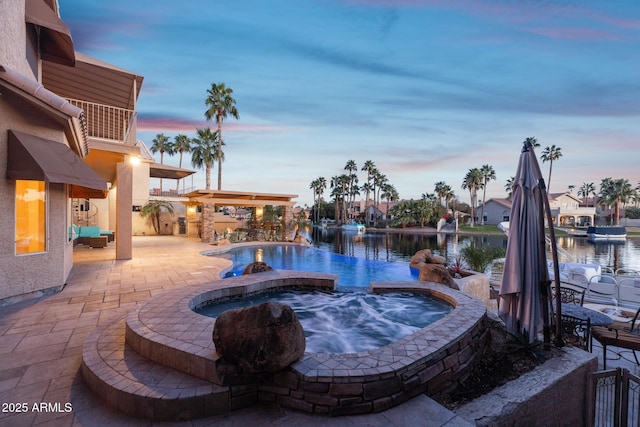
[308,226,640,272]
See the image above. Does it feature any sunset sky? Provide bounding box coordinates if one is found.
[59,0,640,207]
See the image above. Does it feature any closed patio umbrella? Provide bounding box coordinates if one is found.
[499,140,559,345]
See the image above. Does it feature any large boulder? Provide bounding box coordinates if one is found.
[409,249,432,267]
[241,262,273,275]
[212,302,306,373]
[418,264,459,290]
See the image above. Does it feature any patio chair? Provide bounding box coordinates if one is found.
[560,314,591,350]
[591,307,640,369]
[556,286,585,306]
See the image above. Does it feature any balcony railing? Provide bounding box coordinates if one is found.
[67,99,136,143]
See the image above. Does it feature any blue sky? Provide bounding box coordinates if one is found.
[59,0,640,207]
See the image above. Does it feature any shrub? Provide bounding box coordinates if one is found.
[460,243,505,273]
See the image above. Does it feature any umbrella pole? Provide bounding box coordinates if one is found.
[539,179,564,347]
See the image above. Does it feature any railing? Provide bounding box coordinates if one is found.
[149,187,195,198]
[67,99,135,142]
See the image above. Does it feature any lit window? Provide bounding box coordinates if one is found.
[15,180,46,254]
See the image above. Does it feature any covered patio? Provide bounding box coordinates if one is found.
[183,189,298,242]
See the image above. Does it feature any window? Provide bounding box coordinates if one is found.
[15,180,46,254]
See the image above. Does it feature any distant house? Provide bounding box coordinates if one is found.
[481,198,513,225]
[480,193,596,227]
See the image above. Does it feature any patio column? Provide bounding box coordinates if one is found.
[202,202,216,243]
[115,161,132,260]
[282,205,294,241]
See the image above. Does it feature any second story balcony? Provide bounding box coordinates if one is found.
[67,99,136,144]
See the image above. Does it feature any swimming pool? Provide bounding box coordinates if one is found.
[212,244,418,288]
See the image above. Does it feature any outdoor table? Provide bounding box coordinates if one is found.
[561,302,613,326]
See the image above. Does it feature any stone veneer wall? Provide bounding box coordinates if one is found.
[257,314,490,416]
[202,202,216,243]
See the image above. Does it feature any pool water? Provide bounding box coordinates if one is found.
[213,245,418,288]
[196,289,452,353]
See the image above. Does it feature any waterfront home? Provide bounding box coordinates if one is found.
[481,193,595,227]
[0,0,165,303]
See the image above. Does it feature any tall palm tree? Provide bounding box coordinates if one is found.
[309,177,327,223]
[204,82,239,190]
[150,133,172,192]
[541,145,562,194]
[599,178,634,225]
[434,181,448,207]
[479,164,496,225]
[381,183,398,228]
[525,136,540,148]
[190,127,220,190]
[373,172,387,211]
[461,168,484,227]
[361,160,376,208]
[172,134,191,190]
[330,175,348,224]
[505,176,515,198]
[578,182,595,207]
[443,186,455,213]
[344,160,358,219]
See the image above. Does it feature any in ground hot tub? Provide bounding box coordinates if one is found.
[122,270,488,416]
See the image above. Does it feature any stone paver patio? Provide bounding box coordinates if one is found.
[1,235,637,426]
[0,236,473,426]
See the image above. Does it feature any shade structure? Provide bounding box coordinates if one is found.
[7,129,108,198]
[499,142,551,344]
[25,0,75,66]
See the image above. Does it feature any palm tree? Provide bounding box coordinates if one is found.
[373,171,387,210]
[434,181,448,207]
[461,168,484,227]
[505,176,515,198]
[150,133,172,192]
[344,160,358,220]
[361,160,376,208]
[190,127,220,190]
[541,145,562,193]
[381,183,398,228]
[578,182,595,207]
[479,164,496,225]
[309,177,326,223]
[204,82,239,190]
[330,175,348,225]
[525,136,540,148]
[443,186,455,213]
[172,134,191,190]
[599,178,634,225]
[140,199,174,234]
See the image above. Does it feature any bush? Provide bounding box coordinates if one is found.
[460,243,505,273]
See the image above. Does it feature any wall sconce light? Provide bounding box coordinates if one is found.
[129,155,141,166]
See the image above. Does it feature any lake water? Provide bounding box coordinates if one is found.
[307,227,640,273]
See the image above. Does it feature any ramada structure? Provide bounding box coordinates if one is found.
[183,190,298,242]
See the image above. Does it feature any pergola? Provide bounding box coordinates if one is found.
[183,189,298,242]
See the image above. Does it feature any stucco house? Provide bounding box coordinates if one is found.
[0,0,152,303]
[481,193,595,227]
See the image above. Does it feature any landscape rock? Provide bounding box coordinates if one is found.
[409,249,432,267]
[212,302,306,373]
[241,262,274,275]
[418,264,459,290]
